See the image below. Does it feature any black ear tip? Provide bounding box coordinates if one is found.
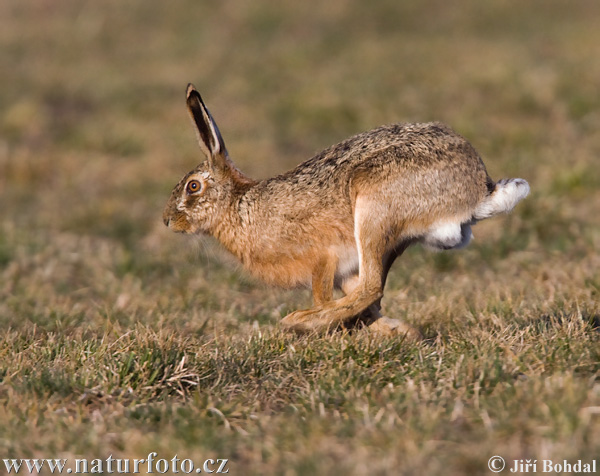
[186,83,198,99]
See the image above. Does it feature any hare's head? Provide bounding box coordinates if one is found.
[163,85,245,234]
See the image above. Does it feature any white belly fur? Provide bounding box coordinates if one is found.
[333,244,359,279]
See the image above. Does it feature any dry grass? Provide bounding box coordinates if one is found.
[1,1,599,475]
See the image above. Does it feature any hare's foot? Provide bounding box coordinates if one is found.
[341,303,381,329]
[280,308,340,334]
[367,316,422,340]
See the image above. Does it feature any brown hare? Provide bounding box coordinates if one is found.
[163,84,529,336]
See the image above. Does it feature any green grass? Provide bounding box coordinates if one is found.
[1,1,599,475]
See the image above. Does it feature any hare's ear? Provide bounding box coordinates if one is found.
[186,84,229,171]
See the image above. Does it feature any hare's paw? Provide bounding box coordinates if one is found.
[280,309,318,334]
[280,309,333,334]
[367,317,422,341]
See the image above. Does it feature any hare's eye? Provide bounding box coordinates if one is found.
[186,180,202,194]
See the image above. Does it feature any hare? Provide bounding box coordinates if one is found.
[163,84,530,336]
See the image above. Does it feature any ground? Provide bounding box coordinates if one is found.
[0,1,599,475]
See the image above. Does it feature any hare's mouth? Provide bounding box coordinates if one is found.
[163,215,193,234]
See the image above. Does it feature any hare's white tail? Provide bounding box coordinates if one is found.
[473,178,530,221]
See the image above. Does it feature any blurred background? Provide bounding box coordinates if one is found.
[1,0,599,472]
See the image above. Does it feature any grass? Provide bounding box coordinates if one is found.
[1,0,599,474]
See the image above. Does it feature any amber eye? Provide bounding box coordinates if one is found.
[186,179,202,194]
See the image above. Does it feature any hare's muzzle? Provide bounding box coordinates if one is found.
[163,207,176,229]
[162,207,191,233]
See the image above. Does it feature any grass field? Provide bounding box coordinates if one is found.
[1,1,599,474]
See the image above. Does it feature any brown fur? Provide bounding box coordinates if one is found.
[163,84,529,335]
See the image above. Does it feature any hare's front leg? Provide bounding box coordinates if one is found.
[311,251,338,306]
[280,252,339,333]
[281,258,383,334]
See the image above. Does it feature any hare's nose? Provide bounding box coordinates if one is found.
[163,216,171,227]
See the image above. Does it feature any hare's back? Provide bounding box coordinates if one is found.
[287,122,489,184]
[260,122,491,215]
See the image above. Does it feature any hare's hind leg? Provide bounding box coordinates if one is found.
[340,246,405,328]
[281,197,392,334]
[343,243,421,339]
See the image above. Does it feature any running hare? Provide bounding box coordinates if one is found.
[163,84,529,336]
